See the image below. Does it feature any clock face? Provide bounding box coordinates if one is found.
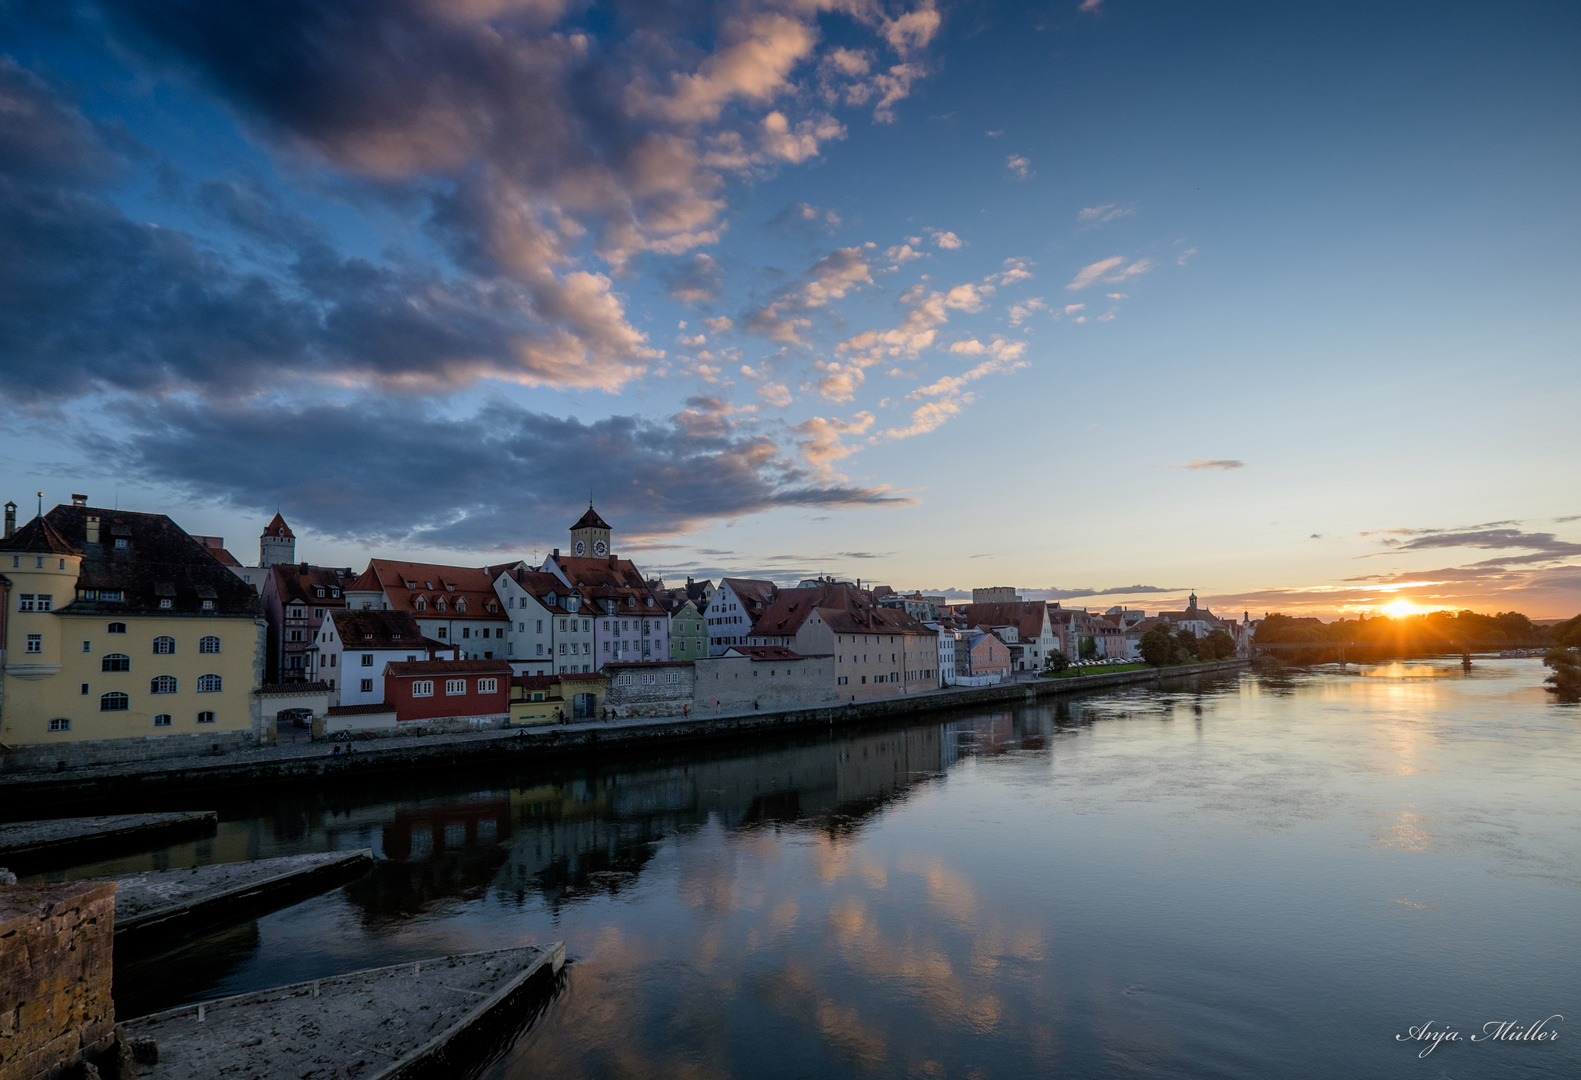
[594,540,608,556]
[574,540,586,555]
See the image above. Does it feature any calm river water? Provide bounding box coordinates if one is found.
[45,659,1581,1078]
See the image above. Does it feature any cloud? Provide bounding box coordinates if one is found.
[1367,525,1581,562]
[1067,255,1152,290]
[758,382,793,408]
[930,229,963,250]
[1005,154,1031,180]
[985,129,1004,138]
[8,1,943,405]
[987,257,1034,286]
[110,396,908,550]
[702,315,734,334]
[1177,246,1198,265]
[743,244,876,345]
[1027,584,1182,601]
[666,253,724,304]
[880,398,964,440]
[794,411,876,472]
[1183,459,1246,470]
[1076,203,1133,226]
[1007,298,1046,325]
[1078,0,1105,11]
[885,243,925,265]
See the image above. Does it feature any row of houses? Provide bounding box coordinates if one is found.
[0,495,1256,755]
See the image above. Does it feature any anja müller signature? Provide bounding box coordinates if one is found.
[1397,1016,1563,1058]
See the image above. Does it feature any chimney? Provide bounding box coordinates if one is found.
[71,494,88,507]
[85,515,100,546]
[609,554,617,568]
[3,501,14,539]
[553,548,559,557]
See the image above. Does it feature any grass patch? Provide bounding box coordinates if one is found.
[1044,662,1152,679]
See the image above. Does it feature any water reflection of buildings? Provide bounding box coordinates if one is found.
[336,725,956,919]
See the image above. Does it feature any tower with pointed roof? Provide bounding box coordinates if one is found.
[569,503,612,559]
[260,511,296,568]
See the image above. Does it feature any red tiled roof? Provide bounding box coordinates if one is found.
[723,645,808,661]
[958,602,1049,641]
[263,512,295,540]
[385,658,513,676]
[353,559,508,621]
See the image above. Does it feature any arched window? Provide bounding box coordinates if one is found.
[199,636,221,654]
[196,711,216,724]
[153,714,172,727]
[153,636,176,655]
[107,622,126,634]
[150,675,178,694]
[197,674,222,693]
[101,653,130,672]
[100,692,129,711]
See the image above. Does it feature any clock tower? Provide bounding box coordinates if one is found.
[569,503,613,558]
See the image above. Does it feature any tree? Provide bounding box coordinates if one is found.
[1555,615,1581,649]
[1139,625,1177,667]
[1545,648,1581,702]
[1044,649,1071,674]
[1201,628,1237,660]
[1174,628,1200,659]
[1079,636,1098,660]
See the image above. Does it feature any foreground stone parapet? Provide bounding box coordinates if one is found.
[125,944,566,1080]
[111,849,375,945]
[0,880,117,1080]
[0,812,218,873]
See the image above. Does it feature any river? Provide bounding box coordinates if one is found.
[41,658,1581,1078]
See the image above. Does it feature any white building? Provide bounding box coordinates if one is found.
[708,578,777,655]
[309,609,455,706]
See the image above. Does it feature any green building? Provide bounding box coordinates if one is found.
[662,596,708,661]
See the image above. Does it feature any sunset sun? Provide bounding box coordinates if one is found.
[1382,599,1421,618]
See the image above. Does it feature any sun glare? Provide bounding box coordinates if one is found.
[1381,599,1420,618]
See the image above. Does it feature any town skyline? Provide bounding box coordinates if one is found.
[2,1,1578,620]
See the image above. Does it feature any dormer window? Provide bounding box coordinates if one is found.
[436,597,447,612]
[314,587,325,598]
[415,598,427,611]
[405,581,416,589]
[456,599,467,614]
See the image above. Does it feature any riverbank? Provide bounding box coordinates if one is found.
[2,659,1247,810]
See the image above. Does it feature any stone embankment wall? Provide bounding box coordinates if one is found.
[0,729,259,774]
[7,660,1248,806]
[0,881,117,1080]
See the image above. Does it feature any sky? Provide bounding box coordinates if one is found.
[2,0,1578,620]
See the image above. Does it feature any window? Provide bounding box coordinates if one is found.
[314,608,324,619]
[49,717,71,732]
[196,711,216,724]
[83,640,92,653]
[413,680,434,697]
[200,636,221,654]
[536,643,544,656]
[17,594,34,612]
[197,674,222,693]
[667,672,678,684]
[642,672,656,685]
[360,678,373,693]
[436,597,446,612]
[100,692,129,711]
[102,653,130,672]
[536,620,543,632]
[462,627,470,639]
[445,678,465,695]
[153,714,171,727]
[415,598,427,611]
[361,653,373,667]
[150,675,177,694]
[456,599,467,613]
[330,654,337,667]
[559,643,567,655]
[838,676,848,685]
[154,636,176,654]
[37,594,52,611]
[114,538,129,549]
[108,622,126,634]
[81,683,89,695]
[478,678,498,694]
[559,619,567,632]
[99,590,123,602]
[437,627,447,639]
[201,600,214,611]
[290,607,305,619]
[26,634,42,654]
[159,599,172,609]
[314,588,324,598]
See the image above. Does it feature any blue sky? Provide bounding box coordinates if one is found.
[2,0,1578,617]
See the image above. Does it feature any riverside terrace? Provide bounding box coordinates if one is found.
[3,659,1248,809]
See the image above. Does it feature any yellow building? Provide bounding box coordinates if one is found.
[0,501,265,763]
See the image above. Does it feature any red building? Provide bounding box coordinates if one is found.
[383,659,511,724]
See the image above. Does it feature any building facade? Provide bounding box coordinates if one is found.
[260,562,356,682]
[0,502,264,753]
[309,609,455,706]
[708,577,777,655]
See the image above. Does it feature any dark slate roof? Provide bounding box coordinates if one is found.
[329,609,427,648]
[41,504,259,617]
[0,514,80,556]
[571,505,612,531]
[271,563,357,607]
